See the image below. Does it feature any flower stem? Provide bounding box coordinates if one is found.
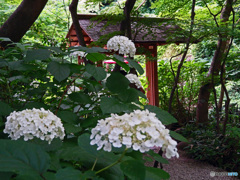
[92,158,98,171]
[95,148,128,175]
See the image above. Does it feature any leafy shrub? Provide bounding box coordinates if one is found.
[180,120,240,175]
[151,59,206,124]
[0,41,186,179]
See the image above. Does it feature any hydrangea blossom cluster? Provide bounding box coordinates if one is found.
[125,74,143,89]
[4,108,65,144]
[70,50,87,58]
[90,109,179,159]
[107,36,136,57]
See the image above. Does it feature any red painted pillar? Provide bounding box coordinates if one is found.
[145,45,159,107]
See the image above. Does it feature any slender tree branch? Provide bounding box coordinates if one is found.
[135,0,146,11]
[222,4,235,136]
[168,0,196,113]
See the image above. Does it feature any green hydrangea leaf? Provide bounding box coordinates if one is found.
[144,105,177,125]
[0,140,50,177]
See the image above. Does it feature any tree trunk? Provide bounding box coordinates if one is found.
[0,0,48,47]
[114,0,136,72]
[69,0,93,65]
[120,0,136,39]
[69,0,86,47]
[196,0,233,124]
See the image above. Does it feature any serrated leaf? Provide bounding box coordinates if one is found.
[118,89,139,103]
[0,101,12,116]
[69,64,83,74]
[0,140,50,177]
[68,92,92,104]
[69,46,108,53]
[57,111,78,124]
[144,105,177,125]
[14,174,42,180]
[113,54,130,72]
[145,167,170,180]
[55,167,82,180]
[24,49,51,62]
[81,171,104,180]
[86,64,106,81]
[47,61,70,82]
[58,134,124,180]
[8,61,36,71]
[64,123,82,134]
[31,138,63,152]
[100,97,129,114]
[0,172,13,180]
[170,131,188,142]
[78,134,124,180]
[86,53,107,62]
[24,102,48,110]
[126,57,144,75]
[120,160,145,180]
[144,156,154,162]
[77,133,99,157]
[0,59,8,67]
[147,150,169,164]
[106,72,129,93]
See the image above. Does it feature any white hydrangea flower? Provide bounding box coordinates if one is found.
[90,109,179,158]
[107,36,136,57]
[125,74,143,89]
[4,108,65,144]
[67,85,80,94]
[70,50,87,58]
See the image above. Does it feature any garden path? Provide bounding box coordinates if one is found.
[146,149,239,180]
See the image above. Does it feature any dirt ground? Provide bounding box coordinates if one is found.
[145,149,239,180]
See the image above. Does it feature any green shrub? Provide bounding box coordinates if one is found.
[180,120,240,175]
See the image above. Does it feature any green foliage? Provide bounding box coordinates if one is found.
[0,1,18,27]
[120,160,146,180]
[0,140,50,178]
[0,42,179,179]
[180,119,240,175]
[145,167,170,180]
[47,62,70,82]
[144,105,177,125]
[141,59,207,124]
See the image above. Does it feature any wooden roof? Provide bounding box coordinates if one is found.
[67,14,194,47]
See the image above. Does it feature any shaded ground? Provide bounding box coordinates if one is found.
[145,149,239,180]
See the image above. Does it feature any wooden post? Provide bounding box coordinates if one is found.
[145,45,159,107]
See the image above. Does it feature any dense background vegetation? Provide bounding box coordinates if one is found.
[1,0,240,178]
